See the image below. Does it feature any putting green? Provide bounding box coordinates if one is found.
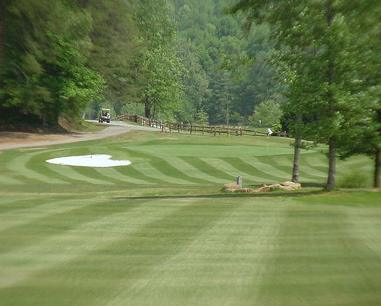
[0,131,380,306]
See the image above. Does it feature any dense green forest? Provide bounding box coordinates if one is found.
[0,0,380,189]
[0,0,279,126]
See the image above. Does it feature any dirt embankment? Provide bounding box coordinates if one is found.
[0,125,127,151]
[0,121,159,151]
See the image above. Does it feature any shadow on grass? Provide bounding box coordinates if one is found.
[300,182,325,188]
[112,189,326,201]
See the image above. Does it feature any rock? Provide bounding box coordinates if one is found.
[224,183,240,189]
[223,181,302,194]
[281,181,302,190]
[279,185,296,191]
[223,183,240,193]
[269,184,282,191]
[256,185,271,193]
[237,188,256,193]
[254,182,302,193]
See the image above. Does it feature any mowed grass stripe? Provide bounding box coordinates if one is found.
[170,157,228,184]
[114,166,166,185]
[73,167,127,185]
[111,147,168,185]
[124,148,197,185]
[253,204,381,306]
[302,153,328,174]
[108,200,286,306]
[0,152,24,185]
[345,207,381,255]
[0,196,63,216]
[0,151,48,185]
[274,154,326,179]
[92,168,151,185]
[0,175,23,185]
[0,199,187,289]
[271,153,326,179]
[28,151,88,185]
[27,153,73,184]
[130,160,193,185]
[48,165,113,185]
[181,157,236,182]
[201,158,262,184]
[0,197,100,236]
[221,157,285,183]
[8,151,66,184]
[133,162,193,185]
[253,156,295,180]
[149,156,212,185]
[0,199,239,306]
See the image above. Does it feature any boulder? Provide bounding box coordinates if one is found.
[237,188,256,193]
[223,183,240,193]
[254,182,302,193]
[269,184,282,191]
[281,181,302,190]
[256,185,271,193]
[222,181,302,194]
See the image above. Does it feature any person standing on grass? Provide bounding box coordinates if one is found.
[267,128,273,137]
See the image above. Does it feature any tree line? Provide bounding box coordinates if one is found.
[0,0,280,126]
[232,0,381,190]
[0,0,182,125]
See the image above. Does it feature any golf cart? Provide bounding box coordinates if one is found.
[98,108,111,123]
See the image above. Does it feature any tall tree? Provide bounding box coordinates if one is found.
[232,0,369,190]
[0,1,6,76]
[84,0,141,114]
[0,0,103,126]
[135,0,184,119]
[336,2,381,188]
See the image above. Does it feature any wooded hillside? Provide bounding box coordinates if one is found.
[0,0,280,126]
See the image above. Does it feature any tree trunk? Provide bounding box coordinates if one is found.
[144,99,151,118]
[325,0,336,192]
[292,133,302,183]
[374,148,380,189]
[0,3,5,78]
[326,138,336,191]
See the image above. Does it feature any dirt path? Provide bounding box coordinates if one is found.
[0,121,158,151]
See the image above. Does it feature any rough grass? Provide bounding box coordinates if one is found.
[338,171,371,188]
[58,117,106,133]
[0,131,380,306]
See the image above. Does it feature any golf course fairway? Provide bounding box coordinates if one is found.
[0,131,380,306]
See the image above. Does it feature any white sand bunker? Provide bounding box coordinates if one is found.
[46,154,131,168]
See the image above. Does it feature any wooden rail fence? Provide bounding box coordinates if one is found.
[116,114,282,137]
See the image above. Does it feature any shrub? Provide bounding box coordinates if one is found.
[337,172,370,188]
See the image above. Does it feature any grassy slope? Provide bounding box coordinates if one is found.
[0,131,380,306]
[0,131,374,192]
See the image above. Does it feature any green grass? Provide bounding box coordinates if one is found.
[71,120,106,132]
[0,131,380,305]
